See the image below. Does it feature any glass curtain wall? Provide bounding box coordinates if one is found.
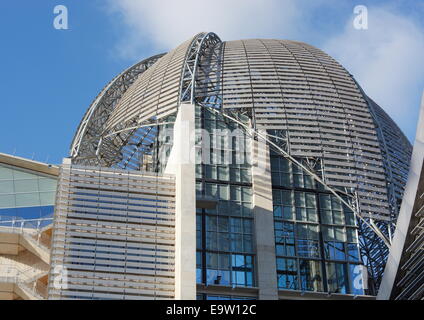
[271,154,364,294]
[195,106,255,288]
[0,163,57,219]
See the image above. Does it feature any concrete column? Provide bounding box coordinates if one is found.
[251,131,279,300]
[165,103,197,300]
[378,92,424,300]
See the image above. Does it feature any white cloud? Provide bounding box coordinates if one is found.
[106,0,303,56]
[323,6,424,138]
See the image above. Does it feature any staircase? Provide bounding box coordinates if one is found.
[0,216,52,300]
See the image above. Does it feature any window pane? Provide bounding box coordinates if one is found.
[13,169,37,180]
[218,216,229,232]
[40,192,55,206]
[282,191,292,205]
[205,165,217,180]
[333,210,344,225]
[38,178,56,192]
[334,227,346,242]
[281,173,291,187]
[347,243,360,262]
[0,166,14,180]
[230,186,241,201]
[273,206,282,218]
[218,233,230,251]
[326,262,348,294]
[15,193,40,207]
[321,210,333,224]
[0,181,14,194]
[230,168,241,183]
[320,195,331,209]
[300,260,323,292]
[240,169,250,183]
[14,179,39,193]
[0,194,15,208]
[272,190,281,205]
[219,185,229,200]
[283,206,293,220]
[349,264,365,295]
[241,188,251,202]
[230,218,242,233]
[206,216,217,231]
[218,166,229,181]
[205,184,217,198]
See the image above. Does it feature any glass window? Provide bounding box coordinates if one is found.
[218,216,229,232]
[206,232,218,250]
[196,251,202,284]
[229,201,242,216]
[283,206,293,220]
[218,233,230,251]
[38,178,57,192]
[281,173,291,187]
[240,169,250,183]
[0,180,14,194]
[326,262,348,294]
[282,191,292,205]
[242,203,252,217]
[325,242,346,261]
[297,239,320,258]
[218,185,229,200]
[40,192,55,206]
[230,218,242,233]
[321,209,333,224]
[14,179,39,193]
[346,228,358,243]
[344,205,356,226]
[230,186,241,201]
[272,190,281,204]
[299,260,323,292]
[206,216,217,231]
[273,206,282,219]
[218,166,229,181]
[205,184,217,198]
[347,243,360,262]
[207,269,230,286]
[0,166,14,180]
[231,234,243,252]
[241,187,251,202]
[230,168,241,183]
[333,210,344,225]
[15,193,40,207]
[349,264,365,295]
[13,169,37,180]
[277,258,298,290]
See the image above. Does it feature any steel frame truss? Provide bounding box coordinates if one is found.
[179,32,222,105]
[204,105,391,248]
[70,53,164,165]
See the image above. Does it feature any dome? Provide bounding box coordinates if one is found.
[69,32,413,292]
[71,32,411,220]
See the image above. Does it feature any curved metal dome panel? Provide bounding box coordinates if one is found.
[195,38,412,221]
[69,53,165,165]
[71,34,412,222]
[104,37,193,132]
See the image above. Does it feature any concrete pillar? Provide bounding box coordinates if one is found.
[165,103,197,300]
[251,131,279,300]
[378,92,424,300]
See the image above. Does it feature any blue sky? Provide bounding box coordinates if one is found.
[0,0,423,164]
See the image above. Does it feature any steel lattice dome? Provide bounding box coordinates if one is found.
[69,32,412,289]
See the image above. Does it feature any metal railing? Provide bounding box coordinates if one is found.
[0,266,48,299]
[0,216,53,251]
